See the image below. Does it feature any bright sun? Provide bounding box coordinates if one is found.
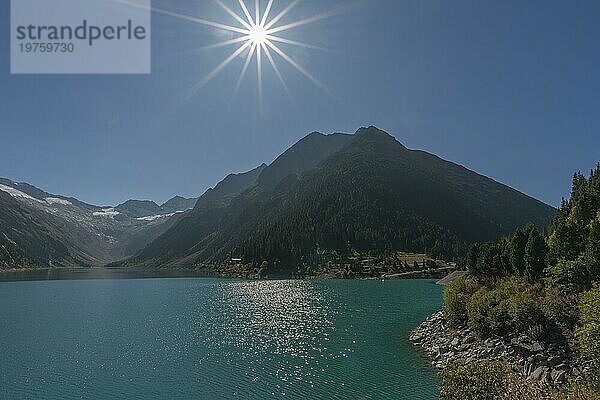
[248,25,268,45]
[119,0,361,111]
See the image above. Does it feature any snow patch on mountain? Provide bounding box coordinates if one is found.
[45,197,72,206]
[0,184,43,203]
[93,208,120,218]
[136,211,183,221]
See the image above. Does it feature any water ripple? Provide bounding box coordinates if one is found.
[0,278,441,399]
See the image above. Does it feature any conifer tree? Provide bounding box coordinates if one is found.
[553,222,585,260]
[498,236,512,274]
[466,244,481,274]
[586,219,600,282]
[525,228,548,281]
[476,243,502,275]
[510,228,527,275]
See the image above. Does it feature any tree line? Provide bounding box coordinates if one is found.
[465,163,600,288]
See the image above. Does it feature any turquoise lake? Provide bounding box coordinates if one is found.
[0,277,442,399]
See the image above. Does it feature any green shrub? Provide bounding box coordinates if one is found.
[444,287,465,326]
[487,296,511,334]
[444,275,580,341]
[439,360,509,400]
[441,360,600,400]
[540,286,579,334]
[466,287,492,336]
[443,277,479,326]
[562,378,600,400]
[575,284,600,361]
[507,291,543,334]
[466,287,511,337]
[462,277,550,338]
[546,257,590,290]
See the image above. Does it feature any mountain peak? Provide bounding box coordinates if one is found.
[161,196,198,214]
[352,126,406,149]
[195,163,267,208]
[355,126,390,136]
[118,199,160,207]
[115,200,163,218]
[168,195,186,201]
[256,131,352,188]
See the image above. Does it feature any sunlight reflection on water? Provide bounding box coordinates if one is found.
[0,278,442,400]
[194,280,336,391]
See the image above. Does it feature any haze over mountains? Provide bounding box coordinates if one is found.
[0,127,556,273]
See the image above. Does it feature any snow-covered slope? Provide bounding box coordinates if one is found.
[0,178,193,267]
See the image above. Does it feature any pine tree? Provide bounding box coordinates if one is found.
[586,220,600,282]
[476,243,502,275]
[525,228,548,281]
[589,164,600,212]
[498,236,512,274]
[466,244,481,274]
[553,222,585,260]
[510,228,527,275]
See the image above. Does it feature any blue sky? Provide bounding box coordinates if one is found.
[1,0,599,206]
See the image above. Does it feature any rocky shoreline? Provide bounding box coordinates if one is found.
[409,310,593,387]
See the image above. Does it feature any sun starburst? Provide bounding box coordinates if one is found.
[115,0,364,112]
[248,25,268,45]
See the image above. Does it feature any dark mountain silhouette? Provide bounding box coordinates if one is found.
[197,163,267,208]
[0,127,556,272]
[126,127,555,274]
[256,132,351,188]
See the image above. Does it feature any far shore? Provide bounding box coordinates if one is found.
[0,265,457,282]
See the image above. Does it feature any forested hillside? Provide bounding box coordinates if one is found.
[128,127,555,275]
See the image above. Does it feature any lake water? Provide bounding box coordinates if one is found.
[0,277,442,399]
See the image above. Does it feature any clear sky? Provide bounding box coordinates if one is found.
[1,0,599,207]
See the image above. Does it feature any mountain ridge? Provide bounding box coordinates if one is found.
[0,178,199,269]
[125,127,555,275]
[0,126,557,273]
